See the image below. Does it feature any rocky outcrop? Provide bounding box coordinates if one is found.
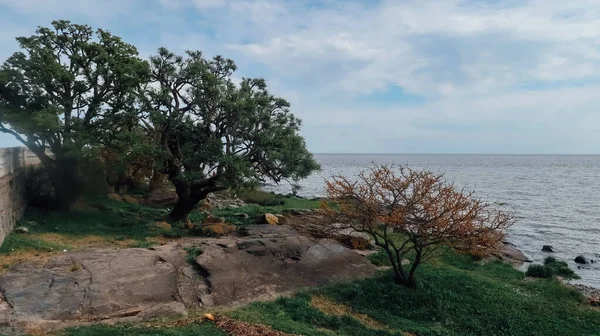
[488,241,532,267]
[0,225,376,334]
[196,225,377,307]
[205,193,246,209]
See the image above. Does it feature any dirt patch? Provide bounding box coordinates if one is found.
[310,295,388,331]
[215,316,298,336]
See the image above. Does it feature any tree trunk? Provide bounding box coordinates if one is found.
[47,166,79,211]
[394,275,417,288]
[167,196,199,222]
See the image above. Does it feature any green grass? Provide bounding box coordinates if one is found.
[211,191,321,226]
[226,251,600,336]
[526,257,580,280]
[184,246,204,264]
[56,322,224,336]
[0,199,186,259]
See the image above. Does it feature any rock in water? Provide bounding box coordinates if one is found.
[575,255,593,264]
[542,245,555,252]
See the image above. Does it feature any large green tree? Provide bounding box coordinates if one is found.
[0,20,148,209]
[143,48,319,221]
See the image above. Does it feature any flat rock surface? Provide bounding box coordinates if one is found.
[197,225,377,307]
[0,225,376,334]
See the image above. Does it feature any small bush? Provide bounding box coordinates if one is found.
[184,246,203,264]
[526,258,580,280]
[544,257,580,279]
[526,264,553,278]
[237,189,285,206]
[25,166,58,209]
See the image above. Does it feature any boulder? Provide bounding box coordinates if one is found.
[338,236,371,250]
[13,227,29,234]
[275,214,287,225]
[201,223,237,236]
[575,255,593,264]
[261,213,279,225]
[488,241,532,267]
[542,245,555,252]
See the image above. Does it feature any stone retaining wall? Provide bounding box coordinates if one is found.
[0,147,46,246]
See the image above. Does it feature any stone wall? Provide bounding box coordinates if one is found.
[0,147,45,246]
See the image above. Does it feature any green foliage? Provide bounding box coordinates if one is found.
[526,257,580,280]
[236,189,286,206]
[229,252,598,336]
[24,165,57,209]
[184,246,203,264]
[143,48,319,220]
[0,20,149,209]
[0,199,185,257]
[0,232,69,254]
[56,322,224,336]
[526,264,553,279]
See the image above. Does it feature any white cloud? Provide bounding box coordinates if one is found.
[2,0,600,152]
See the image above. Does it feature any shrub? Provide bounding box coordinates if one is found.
[237,189,285,206]
[184,246,203,264]
[526,264,553,278]
[322,164,513,287]
[25,166,58,209]
[543,257,580,279]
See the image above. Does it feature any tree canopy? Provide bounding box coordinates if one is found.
[143,48,319,221]
[0,20,148,209]
[0,21,319,215]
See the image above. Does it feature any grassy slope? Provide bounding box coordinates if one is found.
[226,252,600,336]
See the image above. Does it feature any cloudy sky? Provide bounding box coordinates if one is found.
[1,0,600,154]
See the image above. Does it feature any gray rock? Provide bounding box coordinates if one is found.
[542,245,555,252]
[13,227,29,234]
[575,255,594,264]
[0,225,375,333]
[488,241,532,267]
[0,243,206,332]
[195,225,377,307]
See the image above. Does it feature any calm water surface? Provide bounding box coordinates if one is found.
[265,154,600,288]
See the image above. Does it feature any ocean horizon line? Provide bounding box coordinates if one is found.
[312,153,600,156]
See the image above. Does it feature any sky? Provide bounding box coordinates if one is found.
[1,0,600,154]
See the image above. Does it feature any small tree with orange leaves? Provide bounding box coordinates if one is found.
[323,164,513,287]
